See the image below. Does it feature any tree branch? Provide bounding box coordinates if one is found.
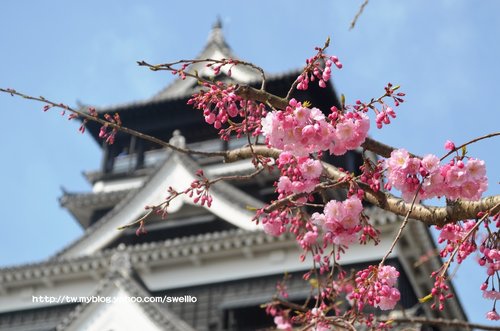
[0,88,227,157]
[225,145,500,226]
[234,85,411,158]
[440,131,500,161]
[378,316,500,331]
[350,0,370,30]
[3,87,498,226]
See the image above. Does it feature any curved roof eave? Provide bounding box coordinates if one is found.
[54,151,263,259]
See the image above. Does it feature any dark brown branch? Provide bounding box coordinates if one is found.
[378,316,500,331]
[321,162,500,226]
[225,145,500,226]
[350,0,370,30]
[235,85,289,108]
[272,297,308,313]
[3,88,498,226]
[0,88,227,157]
[234,85,410,159]
[138,58,267,90]
[361,136,413,158]
[5,84,404,160]
[208,167,264,185]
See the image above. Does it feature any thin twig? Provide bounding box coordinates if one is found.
[440,131,500,161]
[233,84,419,158]
[439,204,499,279]
[117,167,265,230]
[379,182,423,266]
[2,88,499,226]
[0,88,227,157]
[138,58,267,90]
[209,167,264,185]
[377,316,500,331]
[285,37,330,100]
[350,0,370,30]
[224,144,500,226]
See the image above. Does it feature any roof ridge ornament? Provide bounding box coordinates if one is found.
[213,16,222,30]
[169,129,186,149]
[207,16,226,47]
[109,244,132,277]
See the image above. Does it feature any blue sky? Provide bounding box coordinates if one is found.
[1,0,498,326]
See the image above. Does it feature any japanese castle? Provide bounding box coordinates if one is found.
[0,21,466,331]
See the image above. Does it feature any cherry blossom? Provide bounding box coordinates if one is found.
[350,265,401,311]
[2,38,499,329]
[274,315,292,330]
[486,309,500,321]
[385,148,488,202]
[261,99,370,157]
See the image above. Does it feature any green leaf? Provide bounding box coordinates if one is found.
[309,278,318,288]
[419,293,433,303]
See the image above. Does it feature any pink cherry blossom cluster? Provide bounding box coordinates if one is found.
[310,196,364,247]
[188,82,240,130]
[98,112,121,145]
[261,99,370,157]
[480,246,500,280]
[260,209,293,238]
[188,82,267,140]
[479,239,500,321]
[351,83,405,124]
[375,105,396,129]
[481,279,500,300]
[434,212,499,317]
[275,152,323,198]
[428,275,454,311]
[437,220,477,264]
[267,297,334,331]
[350,265,401,311]
[305,307,331,331]
[205,58,240,76]
[261,99,332,156]
[141,169,214,229]
[265,301,293,330]
[385,148,488,202]
[221,99,267,139]
[186,169,213,207]
[359,159,384,192]
[260,194,377,274]
[39,99,107,140]
[486,309,500,321]
[273,315,292,330]
[328,106,370,155]
[296,51,342,90]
